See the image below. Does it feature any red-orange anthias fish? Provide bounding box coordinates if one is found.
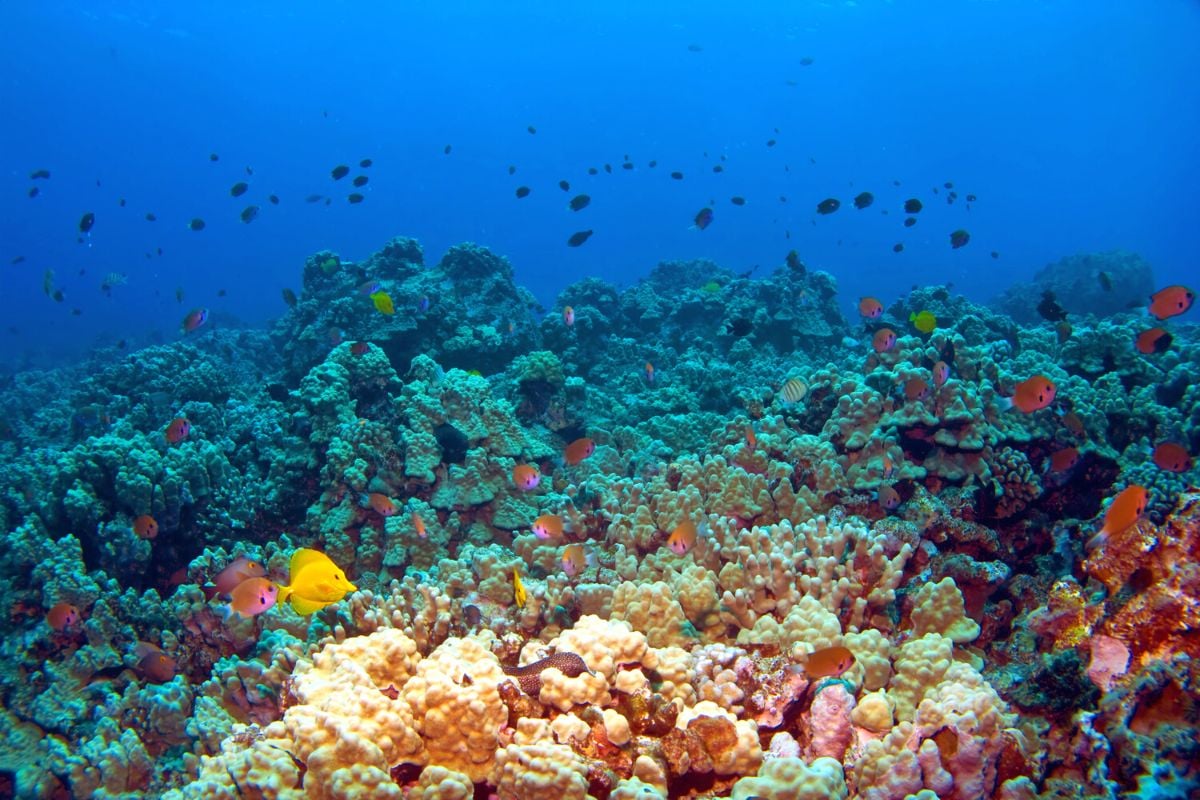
[411,511,428,539]
[745,426,757,450]
[1087,485,1147,550]
[367,493,398,516]
[872,328,897,353]
[932,361,950,388]
[532,513,565,540]
[564,437,596,465]
[46,602,82,631]
[877,484,901,512]
[512,464,541,491]
[1153,442,1192,473]
[132,514,159,540]
[350,341,370,355]
[165,417,191,443]
[1148,285,1194,320]
[666,518,707,555]
[644,361,655,384]
[561,543,593,577]
[1046,447,1081,473]
[903,377,930,401]
[181,307,208,333]
[134,642,179,683]
[563,305,575,327]
[211,556,268,596]
[1002,376,1056,413]
[227,577,278,618]
[805,645,856,678]
[858,297,883,319]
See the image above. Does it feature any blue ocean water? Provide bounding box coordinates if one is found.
[2,0,1198,365]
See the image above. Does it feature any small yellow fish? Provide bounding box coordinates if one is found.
[909,310,937,333]
[513,567,527,608]
[275,548,357,615]
[370,290,395,315]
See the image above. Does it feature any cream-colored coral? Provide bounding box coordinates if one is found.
[850,690,895,733]
[740,595,843,654]
[730,756,848,800]
[488,741,591,800]
[547,615,658,682]
[888,633,955,722]
[909,577,980,643]
[603,708,632,746]
[400,636,509,782]
[610,580,689,647]
[848,722,923,800]
[651,646,697,704]
[165,733,304,799]
[844,627,892,691]
[610,777,668,799]
[676,702,763,776]
[409,765,475,800]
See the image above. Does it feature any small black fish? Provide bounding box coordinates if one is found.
[508,165,517,175]
[331,165,350,180]
[117,339,127,349]
[527,125,537,134]
[176,287,184,302]
[1098,271,1113,291]
[893,243,904,253]
[766,139,776,147]
[568,194,591,211]
[515,186,531,199]
[966,194,977,202]
[559,180,570,192]
[79,212,95,233]
[712,165,724,173]
[360,158,372,168]
[281,288,298,307]
[944,181,954,189]
[816,198,839,215]
[991,251,999,259]
[730,196,746,206]
[30,169,51,179]
[687,43,703,52]
[230,182,249,197]
[352,175,368,187]
[904,217,917,227]
[71,308,82,316]
[604,164,612,173]
[245,166,253,176]
[268,194,279,205]
[622,161,634,170]
[464,604,482,627]
[240,205,259,223]
[305,194,323,203]
[145,213,157,221]
[52,289,64,302]
[949,229,970,249]
[118,197,126,207]
[799,56,814,66]
[780,195,788,203]
[724,317,753,337]
[587,166,598,175]
[566,230,593,247]
[347,193,364,204]
[209,153,219,162]
[217,288,227,297]
[325,198,332,205]
[853,191,874,210]
[785,249,805,274]
[904,198,923,214]
[443,144,452,154]
[670,171,684,180]
[157,247,163,255]
[11,256,25,264]
[27,187,38,199]
[648,160,657,168]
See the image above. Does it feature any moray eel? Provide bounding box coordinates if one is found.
[501,652,591,695]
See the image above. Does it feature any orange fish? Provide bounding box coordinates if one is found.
[1005,376,1056,413]
[368,493,398,516]
[1134,327,1172,355]
[211,556,267,595]
[877,484,900,512]
[563,305,575,326]
[411,511,428,539]
[872,328,897,352]
[46,602,82,631]
[132,514,159,540]
[532,513,565,540]
[932,361,950,387]
[561,543,592,577]
[805,645,855,678]
[745,425,757,449]
[350,341,370,355]
[903,377,930,401]
[666,519,702,555]
[1089,485,1148,550]
[644,361,655,384]
[858,297,883,319]
[181,307,208,333]
[564,437,596,465]
[134,642,178,683]
[512,464,541,491]
[1148,285,1195,320]
[1059,410,1086,438]
[165,417,191,443]
[1047,447,1081,473]
[1153,442,1192,473]
[227,577,279,618]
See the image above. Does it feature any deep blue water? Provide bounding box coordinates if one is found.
[2,1,1198,365]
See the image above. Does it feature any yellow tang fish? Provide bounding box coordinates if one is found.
[370,290,395,315]
[909,310,937,334]
[276,548,357,615]
[512,567,527,608]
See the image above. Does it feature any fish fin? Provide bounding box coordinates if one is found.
[288,594,328,615]
[275,582,293,606]
[997,396,1014,412]
[288,548,330,579]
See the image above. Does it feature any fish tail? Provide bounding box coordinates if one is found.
[275,582,292,606]
[997,396,1014,413]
